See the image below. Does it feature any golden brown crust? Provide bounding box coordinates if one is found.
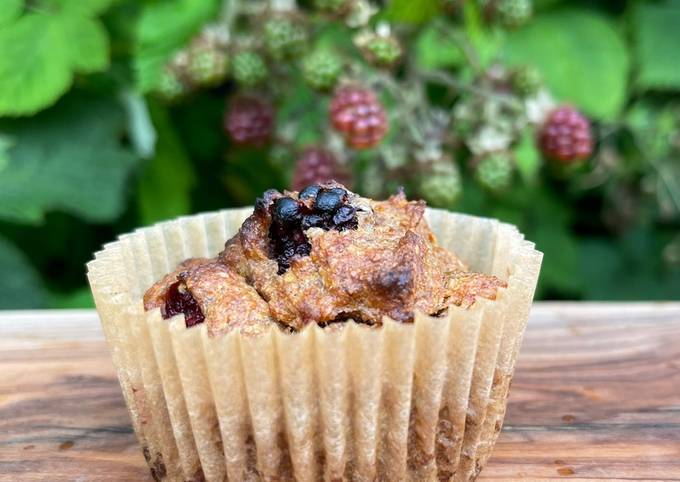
[181,262,273,337]
[143,185,506,334]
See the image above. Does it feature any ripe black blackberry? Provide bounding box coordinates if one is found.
[267,186,359,273]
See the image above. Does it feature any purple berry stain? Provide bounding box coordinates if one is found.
[163,280,205,327]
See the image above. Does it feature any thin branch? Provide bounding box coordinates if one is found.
[417,69,523,112]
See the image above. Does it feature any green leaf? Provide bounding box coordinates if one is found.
[414,23,464,70]
[49,287,95,309]
[0,134,12,173]
[57,0,116,16]
[513,128,541,183]
[626,100,679,160]
[0,10,110,116]
[502,9,629,119]
[137,102,195,225]
[0,0,22,27]
[462,1,502,68]
[632,1,680,90]
[61,14,109,73]
[532,222,580,296]
[0,94,138,224]
[0,235,47,309]
[134,0,218,92]
[385,0,440,24]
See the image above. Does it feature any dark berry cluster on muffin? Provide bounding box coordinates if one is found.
[268,185,358,273]
[144,183,505,335]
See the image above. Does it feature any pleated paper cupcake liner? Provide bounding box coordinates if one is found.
[87,208,542,482]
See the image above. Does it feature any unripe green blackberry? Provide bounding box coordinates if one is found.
[419,161,462,207]
[233,51,268,87]
[363,36,402,68]
[263,17,307,61]
[302,50,343,91]
[156,66,189,103]
[186,42,229,88]
[497,0,533,28]
[511,65,542,97]
[475,153,514,192]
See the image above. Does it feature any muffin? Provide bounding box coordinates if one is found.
[87,183,542,481]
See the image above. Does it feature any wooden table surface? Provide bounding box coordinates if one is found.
[1,303,679,481]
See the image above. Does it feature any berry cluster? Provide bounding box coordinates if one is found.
[264,17,307,60]
[224,96,275,146]
[330,86,388,149]
[269,185,358,273]
[163,280,204,327]
[539,105,593,164]
[291,147,350,191]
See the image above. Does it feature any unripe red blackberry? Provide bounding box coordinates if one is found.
[539,105,593,164]
[330,86,388,149]
[224,96,275,146]
[291,147,351,191]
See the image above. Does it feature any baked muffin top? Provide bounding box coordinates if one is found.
[143,183,505,336]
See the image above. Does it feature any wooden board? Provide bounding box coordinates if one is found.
[1,303,679,481]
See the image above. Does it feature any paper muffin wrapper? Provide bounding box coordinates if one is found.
[87,208,542,482]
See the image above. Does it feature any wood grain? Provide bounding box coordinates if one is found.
[0,304,679,481]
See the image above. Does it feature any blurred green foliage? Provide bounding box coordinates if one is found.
[0,0,679,309]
